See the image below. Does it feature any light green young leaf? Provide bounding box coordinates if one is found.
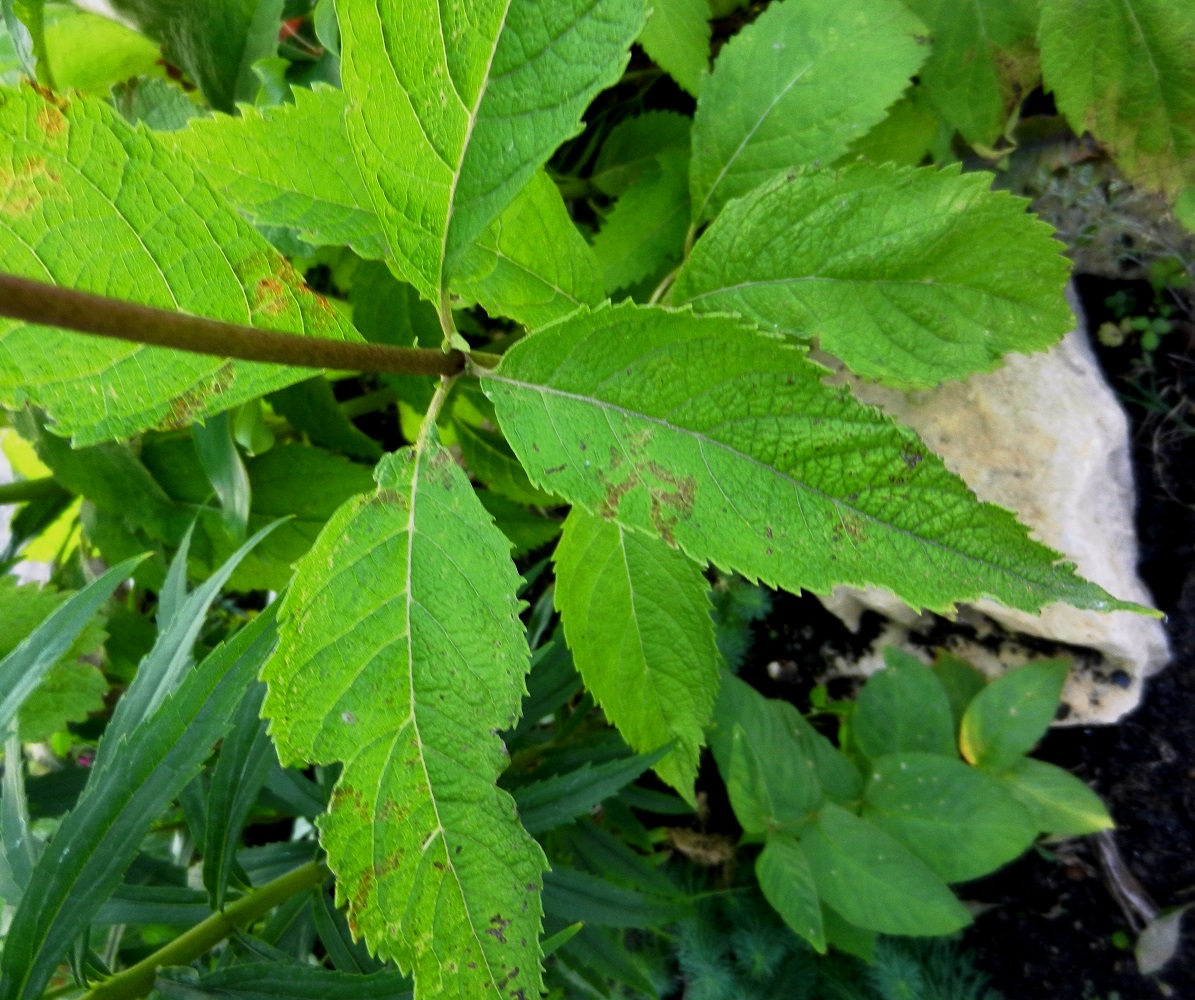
[0,86,358,446]
[341,0,644,301]
[44,10,161,93]
[451,171,604,328]
[592,151,690,295]
[756,834,825,953]
[553,508,720,800]
[262,446,546,998]
[162,85,387,260]
[689,0,927,224]
[674,162,1073,388]
[862,752,1036,882]
[997,757,1114,836]
[0,558,138,737]
[638,0,709,96]
[960,659,1070,772]
[853,649,956,760]
[107,0,284,111]
[0,610,278,1000]
[591,111,691,196]
[799,803,971,936]
[481,303,1134,615]
[904,0,1040,147]
[1039,0,1195,211]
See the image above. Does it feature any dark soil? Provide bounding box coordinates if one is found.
[737,276,1195,999]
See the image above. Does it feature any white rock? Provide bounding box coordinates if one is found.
[819,286,1169,724]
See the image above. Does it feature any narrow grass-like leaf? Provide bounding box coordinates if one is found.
[155,964,413,1000]
[0,556,140,735]
[341,0,643,301]
[554,508,720,800]
[0,609,278,1000]
[0,86,359,445]
[452,171,604,328]
[674,163,1073,387]
[542,866,688,929]
[481,303,1134,615]
[204,682,276,908]
[193,410,251,542]
[689,0,927,224]
[0,732,35,906]
[262,447,547,999]
[513,747,666,835]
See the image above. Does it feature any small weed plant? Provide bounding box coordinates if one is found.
[0,0,1188,998]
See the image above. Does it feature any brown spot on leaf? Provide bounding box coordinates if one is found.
[254,276,289,317]
[485,914,511,944]
[900,447,923,470]
[35,105,66,136]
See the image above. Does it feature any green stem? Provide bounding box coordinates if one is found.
[339,386,397,420]
[0,476,68,505]
[80,861,329,1000]
[0,273,465,378]
[416,375,458,453]
[648,266,680,306]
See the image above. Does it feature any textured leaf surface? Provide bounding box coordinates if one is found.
[592,151,689,294]
[163,85,387,260]
[452,171,604,328]
[799,803,971,936]
[905,0,1040,146]
[482,303,1131,615]
[341,0,642,301]
[675,163,1073,387]
[862,752,1035,882]
[555,509,719,799]
[262,447,546,999]
[638,0,708,95]
[0,86,357,445]
[1040,0,1195,208]
[689,0,926,224]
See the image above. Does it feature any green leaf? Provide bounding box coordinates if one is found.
[0,610,278,1000]
[853,649,956,759]
[18,660,107,744]
[0,86,358,446]
[0,558,138,736]
[1,732,36,906]
[1,0,44,84]
[44,10,161,93]
[156,964,413,1000]
[638,0,709,95]
[711,673,840,812]
[674,162,1073,388]
[689,0,927,225]
[203,682,276,908]
[553,508,721,800]
[756,834,825,953]
[959,659,1069,772]
[512,747,666,835]
[862,751,1036,882]
[1039,0,1195,209]
[262,447,546,998]
[798,802,971,935]
[842,85,954,167]
[997,757,1114,836]
[904,0,1040,147]
[931,651,989,731]
[340,0,643,301]
[591,111,691,196]
[542,866,688,929]
[481,302,1131,615]
[821,903,876,961]
[108,0,284,111]
[592,150,690,295]
[451,171,604,328]
[476,490,562,558]
[269,378,383,462]
[726,723,819,834]
[455,419,559,508]
[193,410,251,542]
[163,85,387,261]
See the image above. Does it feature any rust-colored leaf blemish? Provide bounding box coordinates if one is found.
[0,157,59,216]
[160,363,235,430]
[254,276,289,317]
[35,104,66,136]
